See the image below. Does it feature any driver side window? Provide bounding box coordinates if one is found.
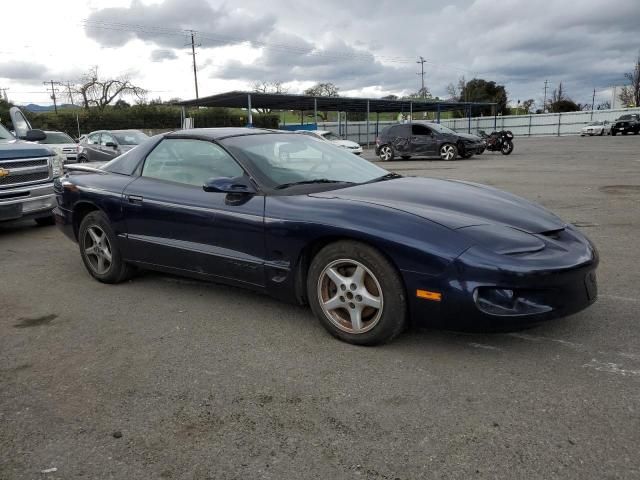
[142,138,244,187]
[100,133,116,146]
[411,124,432,136]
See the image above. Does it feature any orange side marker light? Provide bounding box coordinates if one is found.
[416,290,442,302]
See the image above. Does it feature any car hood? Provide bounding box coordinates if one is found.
[455,132,483,142]
[330,139,361,148]
[310,177,565,233]
[0,141,55,160]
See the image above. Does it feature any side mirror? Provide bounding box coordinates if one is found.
[25,129,47,141]
[203,176,256,194]
[105,141,118,149]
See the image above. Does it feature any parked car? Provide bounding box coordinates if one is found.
[39,130,80,163]
[0,108,64,225]
[610,114,640,136]
[297,130,363,154]
[78,129,149,162]
[580,121,612,136]
[376,122,484,161]
[54,128,598,345]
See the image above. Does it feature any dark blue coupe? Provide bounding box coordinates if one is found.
[53,128,598,345]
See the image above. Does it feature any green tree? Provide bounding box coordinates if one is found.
[459,78,508,115]
[618,53,640,107]
[303,82,340,121]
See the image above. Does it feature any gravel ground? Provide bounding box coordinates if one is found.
[1,135,639,479]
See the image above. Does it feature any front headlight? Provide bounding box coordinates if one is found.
[51,153,65,177]
[458,224,545,255]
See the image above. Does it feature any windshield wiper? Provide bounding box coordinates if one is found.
[275,179,354,190]
[364,172,403,184]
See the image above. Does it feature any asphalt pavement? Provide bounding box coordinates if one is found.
[1,135,639,479]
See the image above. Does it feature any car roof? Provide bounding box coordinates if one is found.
[166,127,282,140]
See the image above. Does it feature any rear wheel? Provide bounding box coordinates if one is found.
[307,241,407,345]
[79,211,134,284]
[501,141,514,155]
[439,143,458,160]
[379,145,394,161]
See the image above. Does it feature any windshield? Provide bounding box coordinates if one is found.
[588,121,603,126]
[113,131,149,145]
[0,123,14,142]
[427,123,457,135]
[41,132,74,144]
[221,133,387,189]
[320,131,340,141]
[618,115,631,120]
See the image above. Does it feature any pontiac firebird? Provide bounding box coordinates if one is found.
[53,128,598,345]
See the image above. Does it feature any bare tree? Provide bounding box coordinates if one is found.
[618,53,640,107]
[303,83,340,120]
[72,67,147,110]
[251,81,288,113]
[521,99,535,114]
[446,76,466,101]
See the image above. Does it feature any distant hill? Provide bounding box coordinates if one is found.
[22,103,77,112]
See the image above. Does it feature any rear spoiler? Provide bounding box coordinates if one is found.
[64,164,108,175]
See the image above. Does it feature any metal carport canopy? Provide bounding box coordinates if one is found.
[175,90,495,113]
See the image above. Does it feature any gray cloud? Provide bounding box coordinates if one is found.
[85,0,276,49]
[85,0,640,104]
[0,61,48,81]
[150,49,178,62]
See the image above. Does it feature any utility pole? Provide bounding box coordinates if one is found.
[591,88,596,111]
[187,30,200,103]
[416,56,426,100]
[543,79,549,113]
[44,80,61,114]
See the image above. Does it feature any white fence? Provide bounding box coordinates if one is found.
[317,107,640,145]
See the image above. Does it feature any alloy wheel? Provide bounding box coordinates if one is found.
[317,259,383,334]
[83,225,113,275]
[440,144,456,160]
[379,146,392,161]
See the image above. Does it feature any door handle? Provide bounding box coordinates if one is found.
[127,195,144,205]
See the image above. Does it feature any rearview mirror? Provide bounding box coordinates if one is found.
[25,129,47,141]
[203,176,256,194]
[105,141,117,148]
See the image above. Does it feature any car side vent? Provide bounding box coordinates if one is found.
[539,228,565,240]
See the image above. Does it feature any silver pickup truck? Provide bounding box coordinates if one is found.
[0,108,64,225]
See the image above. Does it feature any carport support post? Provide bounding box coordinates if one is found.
[376,112,379,139]
[345,112,348,140]
[366,99,370,149]
[313,97,318,127]
[557,112,562,137]
[436,103,441,124]
[493,106,497,132]
[247,93,253,127]
[467,105,471,133]
[181,106,186,129]
[409,102,413,121]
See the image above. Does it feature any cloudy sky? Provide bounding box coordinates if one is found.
[2,0,638,109]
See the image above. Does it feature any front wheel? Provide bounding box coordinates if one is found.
[378,145,394,161]
[79,211,134,284]
[307,241,407,345]
[439,143,458,160]
[501,141,514,155]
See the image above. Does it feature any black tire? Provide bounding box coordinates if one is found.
[439,143,458,160]
[622,131,628,135]
[400,155,411,160]
[78,211,134,284]
[501,141,514,155]
[307,241,407,346]
[611,130,616,136]
[461,152,474,159]
[78,155,88,163]
[378,145,394,161]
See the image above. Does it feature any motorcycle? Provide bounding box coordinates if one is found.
[478,130,514,155]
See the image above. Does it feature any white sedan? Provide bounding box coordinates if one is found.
[580,121,611,136]
[297,130,363,155]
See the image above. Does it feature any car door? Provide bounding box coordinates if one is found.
[84,133,103,161]
[99,132,120,160]
[121,137,265,287]
[410,124,437,156]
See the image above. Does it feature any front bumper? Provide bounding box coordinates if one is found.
[404,227,599,329]
[0,183,56,222]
